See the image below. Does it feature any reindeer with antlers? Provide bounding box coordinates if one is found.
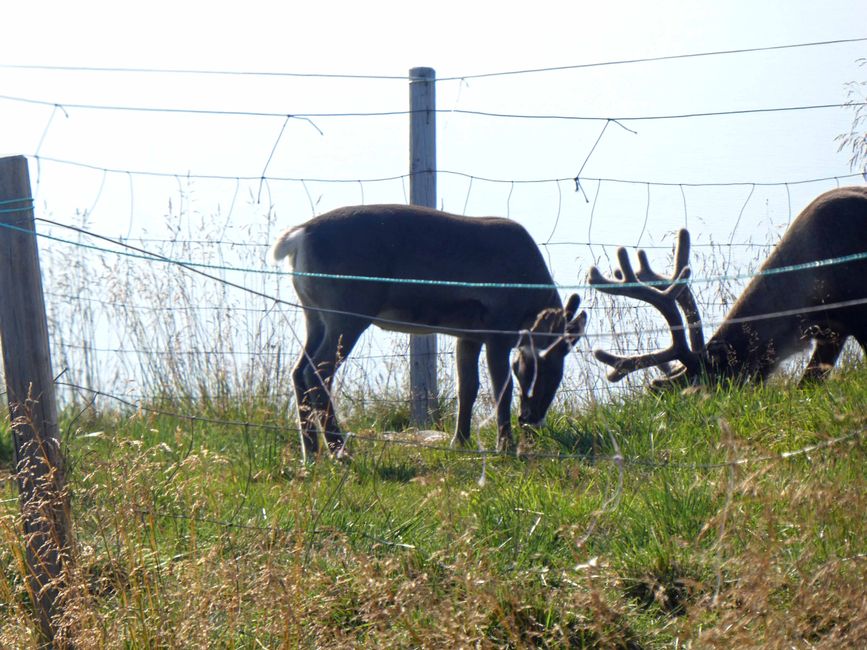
[587,186,867,387]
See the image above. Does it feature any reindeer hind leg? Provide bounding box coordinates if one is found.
[308,319,368,454]
[294,312,328,455]
[452,338,482,447]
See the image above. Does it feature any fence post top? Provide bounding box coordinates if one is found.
[409,67,436,81]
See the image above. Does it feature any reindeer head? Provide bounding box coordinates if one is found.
[512,294,587,426]
[587,230,708,388]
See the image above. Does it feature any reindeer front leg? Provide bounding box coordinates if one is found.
[801,335,846,385]
[486,341,514,452]
[452,338,482,447]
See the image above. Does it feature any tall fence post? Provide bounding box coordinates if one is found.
[408,67,439,427]
[0,155,73,643]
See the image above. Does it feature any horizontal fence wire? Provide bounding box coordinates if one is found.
[4,36,866,80]
[27,154,867,188]
[58,340,694,360]
[41,289,744,316]
[4,92,865,122]
[49,236,778,250]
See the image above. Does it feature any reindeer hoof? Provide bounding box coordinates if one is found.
[496,435,515,454]
[327,436,351,461]
[450,433,472,448]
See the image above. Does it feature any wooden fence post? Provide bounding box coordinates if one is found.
[0,155,73,644]
[408,66,439,427]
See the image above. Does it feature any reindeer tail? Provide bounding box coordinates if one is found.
[268,226,304,267]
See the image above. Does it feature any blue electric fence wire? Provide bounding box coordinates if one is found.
[0,197,34,214]
[20,214,867,292]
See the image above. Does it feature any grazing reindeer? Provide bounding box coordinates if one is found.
[269,204,587,455]
[587,186,867,386]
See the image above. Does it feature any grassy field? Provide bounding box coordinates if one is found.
[0,364,865,648]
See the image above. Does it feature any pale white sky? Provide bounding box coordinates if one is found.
[2,1,864,76]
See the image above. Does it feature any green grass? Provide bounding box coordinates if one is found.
[1,365,865,648]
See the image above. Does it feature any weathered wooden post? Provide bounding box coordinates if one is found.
[408,67,439,427]
[0,155,73,644]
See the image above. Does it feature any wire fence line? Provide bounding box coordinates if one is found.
[60,338,748,361]
[56,235,783,250]
[4,92,865,123]
[0,215,856,422]
[42,287,745,316]
[26,154,867,188]
[4,36,866,81]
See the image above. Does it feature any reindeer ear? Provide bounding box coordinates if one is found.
[539,298,588,361]
[540,310,587,360]
[564,294,580,319]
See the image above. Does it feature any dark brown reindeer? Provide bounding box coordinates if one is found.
[587,186,867,387]
[269,204,587,456]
